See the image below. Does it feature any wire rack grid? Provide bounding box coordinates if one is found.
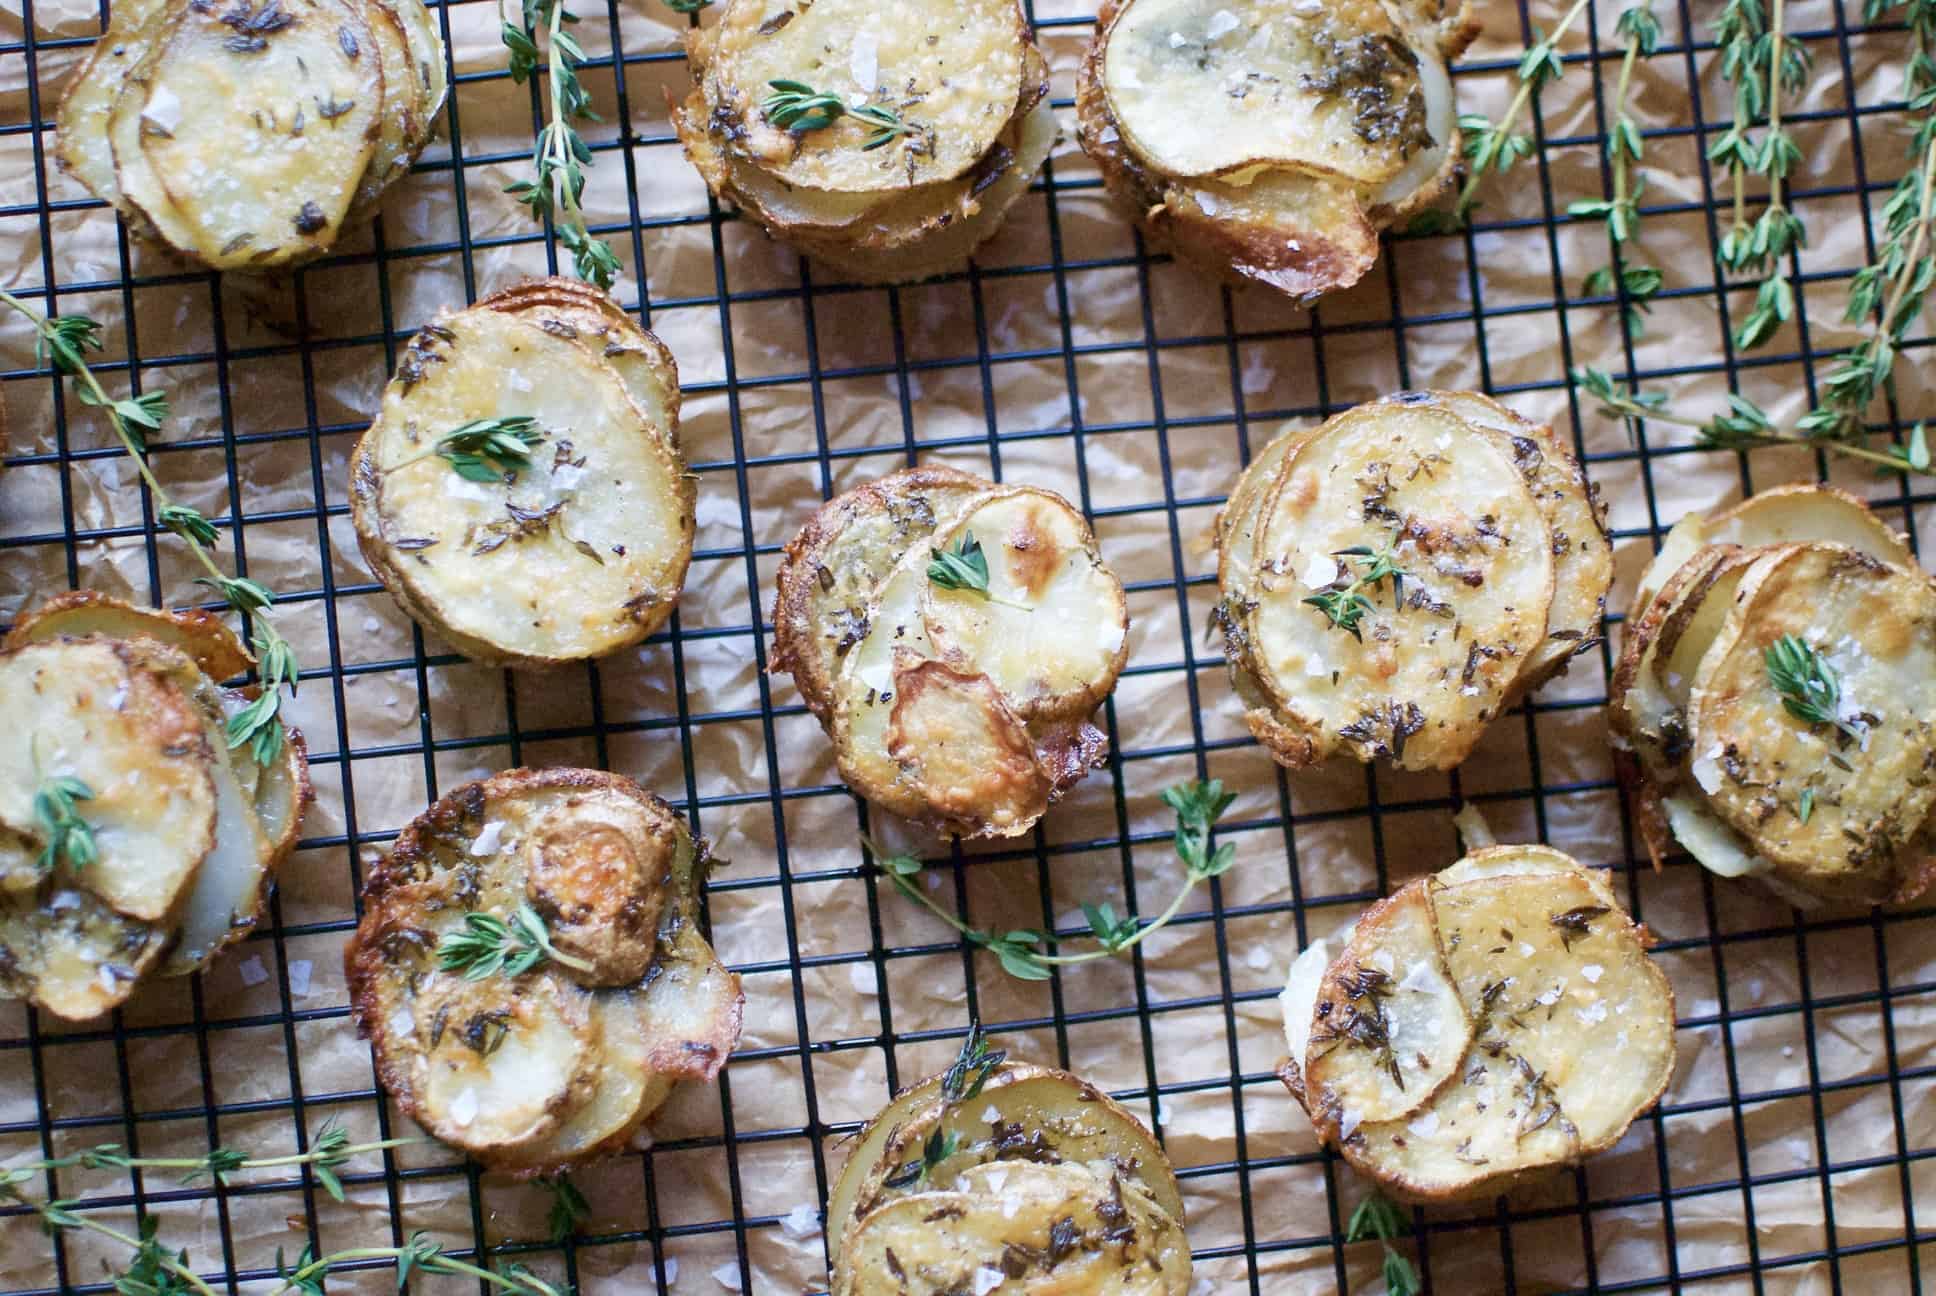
[1,0,1933,1290]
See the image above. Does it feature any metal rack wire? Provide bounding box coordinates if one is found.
[1,0,1932,1290]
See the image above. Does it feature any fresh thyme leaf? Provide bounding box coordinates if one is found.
[1303,545,1409,642]
[159,504,219,546]
[1764,634,1868,744]
[536,1174,590,1245]
[1345,1190,1420,1296]
[502,0,620,288]
[435,903,591,980]
[926,531,1032,609]
[432,416,546,482]
[941,1020,1007,1104]
[762,79,916,149]
[1798,787,1816,823]
[33,775,97,875]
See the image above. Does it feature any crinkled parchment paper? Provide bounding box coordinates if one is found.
[0,0,1931,1290]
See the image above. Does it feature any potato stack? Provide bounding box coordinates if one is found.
[57,0,448,271]
[344,769,743,1175]
[828,1044,1193,1294]
[349,279,694,669]
[1216,391,1610,772]
[1077,0,1476,301]
[1279,842,1676,1201]
[673,0,1055,284]
[1611,486,1936,906]
[0,594,311,1020]
[772,467,1130,840]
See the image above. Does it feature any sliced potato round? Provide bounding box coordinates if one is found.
[477,283,682,446]
[116,0,382,269]
[0,880,172,1021]
[5,589,251,683]
[1281,843,1675,1201]
[1632,484,1914,619]
[830,548,948,823]
[886,653,1052,838]
[52,0,176,221]
[703,0,1027,194]
[771,465,990,722]
[349,0,418,211]
[344,768,743,1172]
[836,1161,1191,1296]
[921,488,1129,721]
[0,639,216,925]
[1101,0,1444,186]
[1245,401,1556,770]
[349,294,694,668]
[1687,543,1936,903]
[1301,881,1470,1136]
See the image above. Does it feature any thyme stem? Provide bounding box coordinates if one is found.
[1450,0,1595,223]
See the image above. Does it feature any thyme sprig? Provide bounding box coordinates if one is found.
[32,775,97,875]
[1711,0,1810,350]
[0,290,299,766]
[1765,634,1869,745]
[1345,1189,1420,1296]
[502,0,622,290]
[1303,544,1410,642]
[435,903,596,980]
[927,531,1032,611]
[881,1023,1003,1188]
[1441,0,1595,226]
[535,1174,589,1245]
[762,79,916,150]
[385,416,547,482]
[867,779,1237,981]
[1571,365,1927,473]
[1569,4,1663,338]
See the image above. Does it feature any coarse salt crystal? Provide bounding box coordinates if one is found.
[239,955,270,987]
[1339,1107,1363,1140]
[1001,1192,1023,1219]
[1535,984,1563,1006]
[1581,963,1604,983]
[849,30,878,92]
[1247,945,1272,971]
[778,1203,821,1240]
[973,1265,1005,1295]
[1301,552,1340,589]
[982,1166,1009,1196]
[662,1257,678,1286]
[982,1103,1002,1124]
[1519,943,1536,959]
[848,963,878,997]
[1169,29,1188,47]
[550,463,588,492]
[288,960,313,997]
[142,85,183,134]
[363,617,383,635]
[711,1263,742,1291]
[1206,8,1239,38]
[391,1004,415,1036]
[1398,960,1437,992]
[1575,999,1608,1025]
[450,1087,479,1128]
[1407,1110,1440,1137]
[469,820,507,856]
[1193,188,1220,216]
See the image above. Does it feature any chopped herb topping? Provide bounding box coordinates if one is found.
[33,775,98,875]
[927,530,1031,610]
[762,79,917,150]
[433,903,594,981]
[1764,634,1869,746]
[1303,542,1410,641]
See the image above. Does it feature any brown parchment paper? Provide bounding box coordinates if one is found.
[1,0,1932,1290]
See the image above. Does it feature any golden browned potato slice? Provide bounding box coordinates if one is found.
[1687,543,1936,904]
[344,768,742,1172]
[700,0,1028,194]
[348,295,694,668]
[1301,881,1470,1138]
[835,1161,1192,1296]
[772,465,990,722]
[5,589,251,683]
[1280,844,1675,1201]
[53,0,177,227]
[921,488,1130,722]
[885,653,1052,838]
[1216,420,1320,601]
[830,549,952,823]
[1631,484,1915,622]
[110,0,383,270]
[1409,391,1611,691]
[1075,0,1474,301]
[844,1062,1187,1232]
[0,881,173,1021]
[1243,401,1556,770]
[348,0,419,211]
[0,638,216,924]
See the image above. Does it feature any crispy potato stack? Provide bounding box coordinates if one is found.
[343,768,743,1175]
[1278,844,1675,1201]
[1214,391,1610,772]
[772,467,1130,839]
[672,0,1055,284]
[0,593,312,1020]
[349,279,694,669]
[1610,486,1936,906]
[56,0,448,271]
[828,1052,1192,1294]
[1076,0,1477,301]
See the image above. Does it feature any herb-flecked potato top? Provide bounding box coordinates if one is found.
[348,282,694,669]
[343,768,742,1176]
[1279,844,1676,1202]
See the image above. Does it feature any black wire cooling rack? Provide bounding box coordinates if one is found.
[3,0,1934,1291]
